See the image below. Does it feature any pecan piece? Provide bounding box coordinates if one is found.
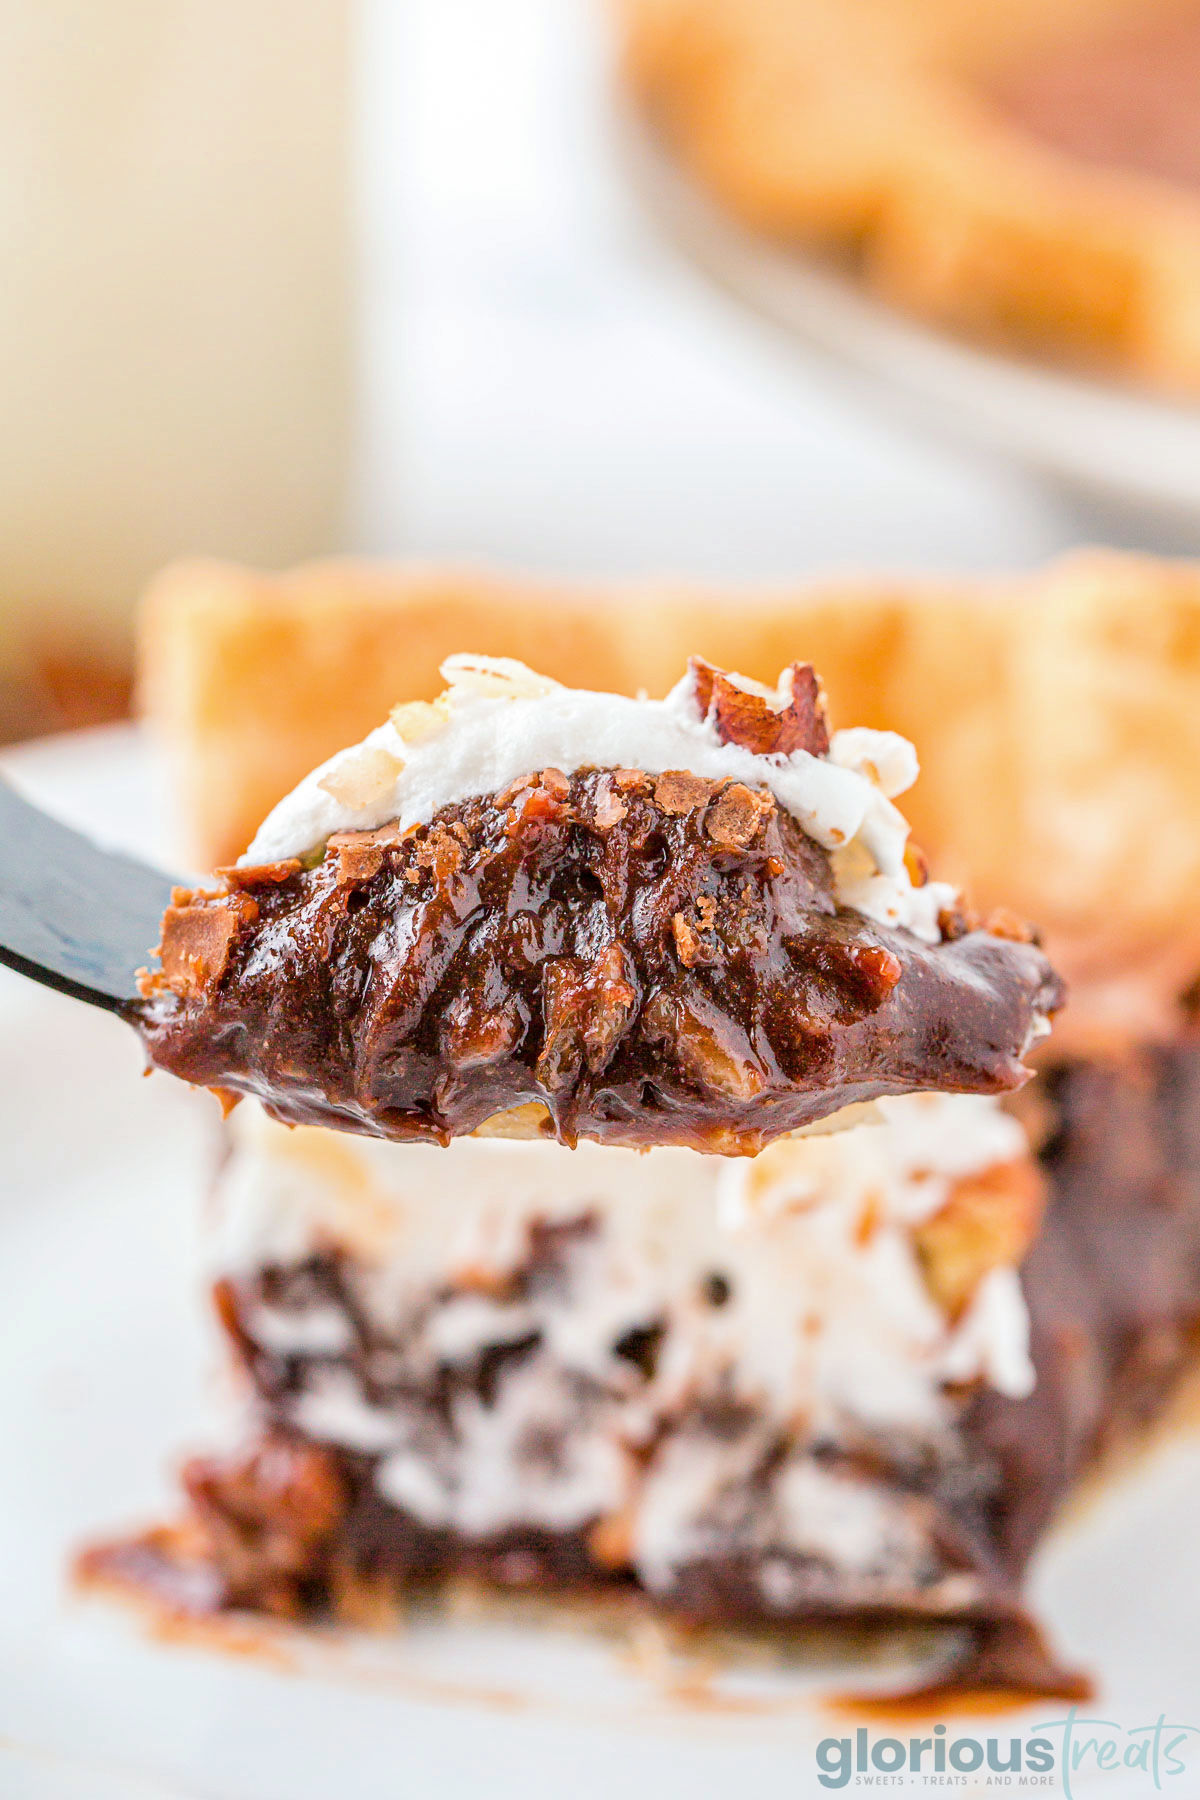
[915,1160,1045,1318]
[414,825,465,885]
[672,911,704,968]
[537,946,638,1089]
[216,859,302,890]
[182,1433,347,1615]
[984,906,1038,945]
[689,657,830,757]
[441,982,525,1069]
[672,902,719,968]
[642,993,765,1100]
[149,889,257,999]
[590,778,629,831]
[327,823,404,884]
[937,900,981,943]
[540,766,571,801]
[705,782,774,850]
[653,770,711,815]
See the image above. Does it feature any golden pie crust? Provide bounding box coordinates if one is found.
[139,550,1200,1054]
[614,0,1200,391]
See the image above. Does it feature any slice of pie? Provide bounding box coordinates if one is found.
[86,1039,1200,1698]
[87,1091,1058,1663]
[615,0,1200,391]
[133,655,1061,1154]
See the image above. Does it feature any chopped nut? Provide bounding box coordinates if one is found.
[317,745,404,810]
[672,912,704,967]
[689,657,830,757]
[777,662,832,756]
[704,782,774,850]
[537,966,587,1093]
[985,906,1038,945]
[327,823,404,884]
[914,1160,1045,1318]
[155,894,252,998]
[441,996,523,1069]
[683,1024,764,1099]
[654,770,711,815]
[903,842,929,888]
[537,946,637,1089]
[182,1433,347,1613]
[439,653,560,699]
[588,1509,635,1569]
[494,773,534,807]
[642,994,764,1099]
[590,779,628,831]
[413,826,464,885]
[583,944,638,1069]
[540,766,570,800]
[510,784,568,829]
[672,908,718,968]
[843,942,904,1002]
[216,859,301,890]
[937,900,980,942]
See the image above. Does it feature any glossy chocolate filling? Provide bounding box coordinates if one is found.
[134,768,1060,1154]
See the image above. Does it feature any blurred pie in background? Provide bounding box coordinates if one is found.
[615,0,1200,393]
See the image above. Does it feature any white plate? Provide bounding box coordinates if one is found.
[4,726,1200,1800]
[621,112,1200,534]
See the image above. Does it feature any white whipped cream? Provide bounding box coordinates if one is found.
[213,1093,1035,1440]
[633,1437,946,1599]
[210,1097,1036,1580]
[720,1091,1030,1230]
[242,657,956,942]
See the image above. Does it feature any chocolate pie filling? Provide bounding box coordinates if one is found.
[134,767,1061,1154]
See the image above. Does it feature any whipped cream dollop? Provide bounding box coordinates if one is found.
[242,655,957,942]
